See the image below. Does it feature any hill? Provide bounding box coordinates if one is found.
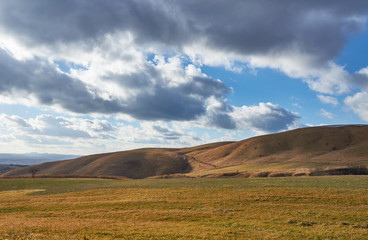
[2,125,368,178]
[0,164,28,175]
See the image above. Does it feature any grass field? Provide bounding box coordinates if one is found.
[0,176,368,239]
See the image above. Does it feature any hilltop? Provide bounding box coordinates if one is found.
[2,125,368,178]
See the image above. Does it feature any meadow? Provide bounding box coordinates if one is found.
[0,176,368,239]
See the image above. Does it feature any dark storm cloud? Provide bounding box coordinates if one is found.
[122,87,205,121]
[102,62,232,121]
[1,0,367,129]
[353,70,368,90]
[108,69,231,99]
[232,103,300,133]
[118,78,230,121]
[0,49,123,114]
[249,109,299,133]
[1,0,367,64]
[206,112,236,130]
[0,49,232,122]
[0,0,190,48]
[179,0,368,66]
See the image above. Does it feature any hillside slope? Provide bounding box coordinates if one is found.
[2,149,194,179]
[3,125,368,178]
[184,125,368,176]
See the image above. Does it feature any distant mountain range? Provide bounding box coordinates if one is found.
[2,125,368,178]
[0,153,81,165]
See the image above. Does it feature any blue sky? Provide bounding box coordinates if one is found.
[0,1,368,155]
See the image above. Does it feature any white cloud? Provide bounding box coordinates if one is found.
[353,66,368,90]
[317,95,339,106]
[0,1,366,99]
[0,0,368,154]
[292,103,303,109]
[230,102,300,134]
[0,113,207,154]
[0,47,234,123]
[320,109,337,119]
[345,91,368,121]
[0,114,117,139]
[118,121,202,147]
[303,63,352,95]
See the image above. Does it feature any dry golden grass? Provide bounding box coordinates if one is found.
[186,125,368,173]
[0,177,368,239]
[3,125,368,179]
[2,149,192,179]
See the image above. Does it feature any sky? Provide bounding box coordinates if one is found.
[0,0,368,155]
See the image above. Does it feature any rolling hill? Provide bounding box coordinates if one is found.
[2,125,368,178]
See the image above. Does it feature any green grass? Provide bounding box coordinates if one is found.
[0,178,124,195]
[1,176,368,195]
[0,176,368,239]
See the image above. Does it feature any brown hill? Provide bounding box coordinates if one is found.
[3,125,368,178]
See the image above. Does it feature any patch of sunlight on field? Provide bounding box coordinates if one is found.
[0,189,46,199]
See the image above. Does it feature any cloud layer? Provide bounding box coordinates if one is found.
[1,0,368,148]
[231,103,300,133]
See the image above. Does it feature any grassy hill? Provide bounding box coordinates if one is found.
[2,125,368,178]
